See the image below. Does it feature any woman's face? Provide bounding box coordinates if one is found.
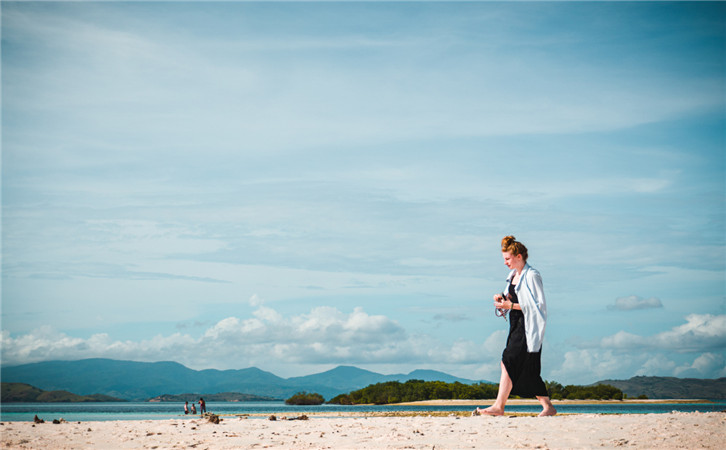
[502,251,523,270]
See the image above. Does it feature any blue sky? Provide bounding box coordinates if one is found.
[2,1,725,385]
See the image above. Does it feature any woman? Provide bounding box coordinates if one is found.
[475,236,556,417]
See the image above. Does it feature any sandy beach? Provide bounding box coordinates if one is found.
[2,410,723,449]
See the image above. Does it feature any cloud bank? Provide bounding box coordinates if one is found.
[551,314,726,381]
[3,306,724,382]
[0,303,498,375]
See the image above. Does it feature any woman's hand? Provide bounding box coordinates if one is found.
[493,293,506,309]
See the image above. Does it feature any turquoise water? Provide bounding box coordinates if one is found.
[2,401,724,422]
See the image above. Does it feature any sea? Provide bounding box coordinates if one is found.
[1,401,725,422]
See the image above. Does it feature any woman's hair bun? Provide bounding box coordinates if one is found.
[501,235,528,261]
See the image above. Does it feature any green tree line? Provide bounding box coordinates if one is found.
[329,380,500,405]
[328,379,626,405]
[545,381,627,400]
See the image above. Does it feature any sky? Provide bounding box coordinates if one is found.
[2,1,725,386]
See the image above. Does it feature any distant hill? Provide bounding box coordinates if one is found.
[287,365,387,392]
[594,376,726,399]
[2,382,124,403]
[1,358,486,401]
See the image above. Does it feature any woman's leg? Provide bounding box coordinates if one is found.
[536,396,557,416]
[475,361,512,416]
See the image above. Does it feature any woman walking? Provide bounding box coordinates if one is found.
[475,236,556,417]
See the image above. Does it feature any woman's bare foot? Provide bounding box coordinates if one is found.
[474,406,504,416]
[536,396,557,417]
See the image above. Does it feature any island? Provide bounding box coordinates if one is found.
[285,392,325,405]
[328,379,628,404]
[1,382,125,403]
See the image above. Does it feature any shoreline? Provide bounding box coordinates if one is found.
[2,412,723,449]
[395,398,714,406]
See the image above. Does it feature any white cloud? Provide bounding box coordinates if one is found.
[608,295,663,311]
[598,331,647,349]
[248,294,264,307]
[636,355,677,376]
[654,315,726,351]
[674,353,726,378]
[483,329,508,355]
[597,314,726,352]
[253,306,283,324]
[550,349,624,383]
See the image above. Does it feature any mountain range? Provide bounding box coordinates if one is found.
[0,359,486,401]
[3,359,723,401]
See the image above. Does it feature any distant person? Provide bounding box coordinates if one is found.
[191,403,196,414]
[474,236,556,417]
[184,401,189,415]
[199,398,206,414]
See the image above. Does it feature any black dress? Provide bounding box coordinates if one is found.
[502,282,549,398]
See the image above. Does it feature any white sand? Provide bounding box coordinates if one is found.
[2,412,724,449]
